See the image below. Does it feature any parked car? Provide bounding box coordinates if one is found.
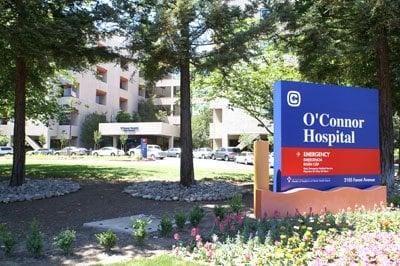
[269,152,274,168]
[0,146,13,156]
[91,147,125,156]
[166,147,181,157]
[128,144,166,159]
[235,151,254,165]
[212,147,241,161]
[28,148,54,155]
[54,146,88,156]
[193,147,213,159]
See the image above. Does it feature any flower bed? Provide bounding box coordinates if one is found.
[173,204,400,265]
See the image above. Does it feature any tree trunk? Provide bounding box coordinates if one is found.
[9,57,27,187]
[376,28,394,194]
[179,21,195,187]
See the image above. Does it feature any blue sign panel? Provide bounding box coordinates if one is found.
[140,138,148,158]
[273,81,381,192]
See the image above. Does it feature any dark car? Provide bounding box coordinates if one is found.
[30,148,54,155]
[212,147,241,161]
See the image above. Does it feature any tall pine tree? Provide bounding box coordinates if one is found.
[0,0,117,186]
[116,0,269,186]
[269,0,400,194]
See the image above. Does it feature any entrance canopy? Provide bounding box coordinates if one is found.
[99,122,180,138]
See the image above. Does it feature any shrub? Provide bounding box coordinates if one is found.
[132,218,150,245]
[229,194,243,214]
[159,215,173,236]
[189,206,205,227]
[0,224,15,256]
[214,206,228,221]
[116,110,133,122]
[54,229,76,255]
[95,230,117,252]
[175,211,187,231]
[26,220,44,258]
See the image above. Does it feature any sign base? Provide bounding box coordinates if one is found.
[254,185,387,218]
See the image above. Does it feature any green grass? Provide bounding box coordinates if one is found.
[0,156,253,182]
[101,255,206,266]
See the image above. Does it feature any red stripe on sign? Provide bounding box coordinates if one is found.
[281,147,380,176]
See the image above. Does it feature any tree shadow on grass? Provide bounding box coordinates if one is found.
[0,164,161,182]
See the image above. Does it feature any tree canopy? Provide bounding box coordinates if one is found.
[0,0,118,186]
[196,47,301,135]
[267,0,400,193]
[116,0,270,186]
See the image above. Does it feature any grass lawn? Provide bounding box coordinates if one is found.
[0,155,253,182]
[102,255,205,266]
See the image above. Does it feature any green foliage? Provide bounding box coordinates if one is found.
[38,134,46,147]
[174,211,187,231]
[0,224,15,256]
[116,0,270,186]
[192,108,212,148]
[120,134,128,150]
[229,194,243,214]
[26,219,44,258]
[214,206,228,222]
[60,134,69,149]
[238,134,256,151]
[196,47,301,134]
[80,113,106,149]
[0,135,9,146]
[93,130,102,150]
[132,218,151,245]
[189,206,205,227]
[54,229,76,255]
[159,215,173,237]
[137,99,161,122]
[116,110,133,122]
[131,112,141,122]
[269,0,400,190]
[95,230,117,252]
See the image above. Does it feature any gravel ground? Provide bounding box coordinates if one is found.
[0,180,253,265]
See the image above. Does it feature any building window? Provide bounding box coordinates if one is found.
[120,77,128,90]
[173,104,180,116]
[173,86,180,97]
[62,84,79,98]
[96,66,107,83]
[96,90,107,105]
[214,109,222,123]
[119,97,128,111]
[138,85,146,97]
[0,118,8,125]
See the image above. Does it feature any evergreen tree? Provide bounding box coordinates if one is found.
[269,0,400,193]
[0,0,117,186]
[116,0,269,186]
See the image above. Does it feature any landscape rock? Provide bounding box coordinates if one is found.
[123,180,242,202]
[0,179,80,203]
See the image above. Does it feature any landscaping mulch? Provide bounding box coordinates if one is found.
[0,180,253,265]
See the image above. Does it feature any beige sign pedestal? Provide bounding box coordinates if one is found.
[253,141,387,218]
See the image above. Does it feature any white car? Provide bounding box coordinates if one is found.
[235,151,254,165]
[92,147,125,156]
[128,144,166,159]
[269,152,274,168]
[0,146,13,156]
[193,147,213,159]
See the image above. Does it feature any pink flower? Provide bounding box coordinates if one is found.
[195,234,202,242]
[219,222,225,232]
[173,233,180,241]
[191,227,200,237]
